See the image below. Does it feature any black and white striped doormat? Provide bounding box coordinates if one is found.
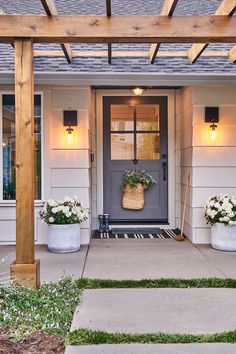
[92,229,180,239]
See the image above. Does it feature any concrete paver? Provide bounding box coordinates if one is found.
[71,288,236,334]
[0,245,88,283]
[83,239,225,279]
[65,344,236,354]
[196,245,236,278]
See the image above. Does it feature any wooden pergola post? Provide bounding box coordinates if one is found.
[10,39,40,288]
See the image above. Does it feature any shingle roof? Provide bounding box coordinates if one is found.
[0,0,236,75]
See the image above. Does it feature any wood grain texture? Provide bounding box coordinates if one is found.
[33,49,228,57]
[15,39,35,265]
[149,0,178,63]
[10,260,40,288]
[40,0,73,63]
[228,44,236,62]
[188,0,236,63]
[1,15,236,43]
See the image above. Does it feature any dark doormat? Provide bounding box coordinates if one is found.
[92,228,180,239]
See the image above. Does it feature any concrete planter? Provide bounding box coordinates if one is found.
[211,223,236,251]
[47,224,80,253]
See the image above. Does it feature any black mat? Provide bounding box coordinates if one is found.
[92,229,180,239]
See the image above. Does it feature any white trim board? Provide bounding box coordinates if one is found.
[95,89,177,229]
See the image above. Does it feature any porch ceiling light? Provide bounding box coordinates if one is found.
[63,110,78,144]
[130,87,146,96]
[205,107,219,141]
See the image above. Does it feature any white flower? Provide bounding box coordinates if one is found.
[65,212,72,218]
[51,207,58,214]
[48,199,57,207]
[49,217,54,223]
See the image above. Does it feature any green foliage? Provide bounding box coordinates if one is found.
[122,170,157,191]
[0,277,81,340]
[76,278,236,289]
[67,328,236,345]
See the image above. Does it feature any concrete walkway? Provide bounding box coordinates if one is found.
[65,344,236,354]
[71,288,236,334]
[83,239,236,279]
[0,245,88,283]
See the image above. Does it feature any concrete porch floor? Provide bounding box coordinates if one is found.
[0,238,236,282]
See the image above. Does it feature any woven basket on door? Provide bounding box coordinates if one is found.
[122,183,144,210]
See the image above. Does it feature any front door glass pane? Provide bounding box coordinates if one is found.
[111,133,134,160]
[137,133,160,160]
[110,105,134,131]
[136,104,160,131]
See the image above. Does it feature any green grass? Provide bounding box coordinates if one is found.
[0,277,81,340]
[67,328,236,345]
[77,277,236,289]
[1,277,236,343]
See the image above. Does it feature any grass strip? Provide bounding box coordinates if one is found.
[77,277,236,289]
[67,328,236,345]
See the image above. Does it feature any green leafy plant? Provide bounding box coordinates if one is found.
[0,277,81,340]
[122,170,157,191]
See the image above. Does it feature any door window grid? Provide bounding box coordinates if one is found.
[110,104,160,160]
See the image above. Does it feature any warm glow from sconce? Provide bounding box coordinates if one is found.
[130,87,146,96]
[66,126,74,144]
[210,122,217,141]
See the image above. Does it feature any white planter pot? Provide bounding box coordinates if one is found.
[47,224,81,253]
[211,223,236,251]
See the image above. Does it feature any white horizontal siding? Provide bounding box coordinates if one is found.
[192,187,236,207]
[51,187,91,208]
[193,167,236,188]
[51,169,90,188]
[51,149,90,168]
[51,88,89,109]
[193,147,236,167]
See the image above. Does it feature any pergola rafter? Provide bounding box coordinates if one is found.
[149,0,178,64]
[106,0,112,64]
[0,0,235,288]
[41,0,73,63]
[188,0,236,63]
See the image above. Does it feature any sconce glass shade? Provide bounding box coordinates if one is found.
[210,122,217,141]
[66,126,74,144]
[130,87,146,96]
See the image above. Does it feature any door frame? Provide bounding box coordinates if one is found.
[96,89,176,229]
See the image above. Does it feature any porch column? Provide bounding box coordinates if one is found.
[10,39,40,288]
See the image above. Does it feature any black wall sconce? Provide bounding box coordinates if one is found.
[63,110,78,143]
[205,107,219,141]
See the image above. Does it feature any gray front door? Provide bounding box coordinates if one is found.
[103,96,168,224]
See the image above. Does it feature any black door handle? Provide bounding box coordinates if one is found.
[132,159,139,165]
[162,162,167,181]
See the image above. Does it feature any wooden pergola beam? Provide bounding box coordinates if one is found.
[41,0,73,63]
[10,39,40,288]
[34,49,229,58]
[1,15,236,44]
[229,44,236,62]
[106,0,112,64]
[0,8,14,47]
[188,0,236,63]
[149,0,178,64]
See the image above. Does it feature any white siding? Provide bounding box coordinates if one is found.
[0,85,92,245]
